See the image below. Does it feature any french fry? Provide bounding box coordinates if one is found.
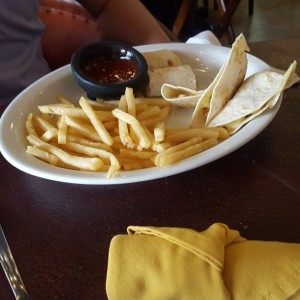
[79,97,113,146]
[136,103,149,114]
[57,114,68,144]
[103,120,118,130]
[119,148,156,160]
[215,127,229,139]
[154,136,203,165]
[125,87,136,116]
[26,113,37,136]
[121,160,154,171]
[62,141,120,178]
[154,121,165,142]
[38,104,114,122]
[97,164,110,172]
[140,125,155,149]
[63,142,113,164]
[66,134,112,152]
[26,146,58,165]
[57,96,75,106]
[125,88,139,146]
[165,127,219,143]
[112,108,151,149]
[38,105,86,118]
[117,96,136,149]
[40,128,58,142]
[141,106,171,128]
[118,119,135,148]
[152,142,171,153]
[155,138,218,167]
[87,99,117,111]
[27,134,103,171]
[137,106,161,121]
[64,115,102,142]
[32,115,56,132]
[135,98,171,107]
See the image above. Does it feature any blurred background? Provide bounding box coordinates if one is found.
[141,0,300,46]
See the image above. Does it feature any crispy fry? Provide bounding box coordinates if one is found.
[62,141,120,178]
[32,115,56,132]
[165,127,219,143]
[26,113,37,136]
[103,120,118,130]
[64,115,102,142]
[38,105,86,117]
[155,138,218,167]
[38,104,114,122]
[154,136,203,165]
[137,106,161,121]
[135,103,149,114]
[141,106,171,128]
[112,108,151,149]
[57,96,75,106]
[135,98,171,107]
[125,87,136,116]
[66,134,112,152]
[40,128,58,142]
[57,114,68,144]
[154,121,165,142]
[119,148,156,160]
[121,160,154,171]
[215,127,229,139]
[152,142,171,153]
[27,134,103,171]
[140,125,155,149]
[26,146,59,165]
[63,142,111,164]
[87,99,117,111]
[79,97,113,146]
[117,96,136,149]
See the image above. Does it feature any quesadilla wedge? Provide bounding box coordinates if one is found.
[145,64,197,97]
[142,50,182,70]
[208,61,299,134]
[191,33,249,128]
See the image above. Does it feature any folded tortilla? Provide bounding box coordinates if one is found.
[208,61,299,134]
[191,33,249,128]
[145,64,197,98]
[161,83,203,107]
[142,50,182,71]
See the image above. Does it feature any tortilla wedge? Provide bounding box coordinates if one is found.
[142,50,182,70]
[191,33,249,128]
[145,64,197,97]
[208,61,299,134]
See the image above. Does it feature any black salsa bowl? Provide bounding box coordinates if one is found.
[71,41,148,100]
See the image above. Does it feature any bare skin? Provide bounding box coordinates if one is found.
[79,0,171,45]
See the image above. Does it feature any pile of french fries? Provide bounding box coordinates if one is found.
[25,87,229,179]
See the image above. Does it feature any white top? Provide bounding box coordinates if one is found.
[0,0,50,104]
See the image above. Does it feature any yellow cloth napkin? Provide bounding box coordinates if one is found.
[106,223,300,300]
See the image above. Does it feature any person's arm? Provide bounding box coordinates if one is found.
[79,0,171,45]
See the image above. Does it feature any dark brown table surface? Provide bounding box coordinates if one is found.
[1,38,300,300]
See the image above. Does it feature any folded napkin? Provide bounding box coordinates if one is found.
[106,223,300,300]
[186,30,222,46]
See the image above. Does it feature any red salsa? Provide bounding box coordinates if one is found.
[81,56,138,84]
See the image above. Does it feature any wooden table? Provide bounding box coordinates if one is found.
[0,39,299,300]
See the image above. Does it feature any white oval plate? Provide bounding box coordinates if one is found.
[0,43,279,185]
